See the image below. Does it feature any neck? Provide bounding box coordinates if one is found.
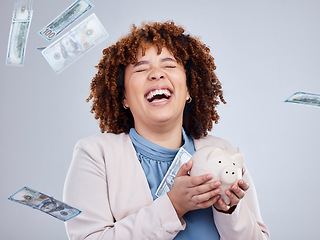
[135,124,183,149]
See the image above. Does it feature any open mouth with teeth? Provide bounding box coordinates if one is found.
[146,89,172,103]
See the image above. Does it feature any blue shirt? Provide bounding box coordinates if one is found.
[129,128,219,239]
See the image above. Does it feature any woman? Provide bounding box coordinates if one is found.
[63,21,270,239]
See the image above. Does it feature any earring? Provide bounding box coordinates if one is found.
[187,96,192,103]
[123,105,128,109]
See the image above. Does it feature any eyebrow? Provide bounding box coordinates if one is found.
[161,57,177,63]
[133,60,149,67]
[133,57,177,67]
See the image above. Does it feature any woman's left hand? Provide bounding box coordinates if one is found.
[213,179,250,213]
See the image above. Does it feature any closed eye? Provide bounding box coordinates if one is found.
[135,69,147,73]
[165,65,176,69]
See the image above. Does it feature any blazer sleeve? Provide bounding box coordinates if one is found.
[63,138,185,240]
[212,169,270,240]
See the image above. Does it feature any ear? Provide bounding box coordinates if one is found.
[207,147,225,161]
[186,91,190,101]
[232,152,244,167]
[122,91,129,108]
[194,146,220,163]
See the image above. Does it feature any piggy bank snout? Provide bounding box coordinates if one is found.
[221,166,239,184]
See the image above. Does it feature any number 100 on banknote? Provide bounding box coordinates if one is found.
[38,0,93,41]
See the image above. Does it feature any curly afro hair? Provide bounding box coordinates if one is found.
[87,21,226,139]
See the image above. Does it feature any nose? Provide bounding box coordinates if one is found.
[148,67,165,80]
[221,166,239,184]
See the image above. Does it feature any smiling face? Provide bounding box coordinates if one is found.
[123,45,190,133]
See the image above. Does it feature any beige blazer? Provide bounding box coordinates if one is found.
[63,133,270,240]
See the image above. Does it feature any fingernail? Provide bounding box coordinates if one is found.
[226,190,231,196]
[214,188,221,194]
[215,181,221,187]
[206,174,213,180]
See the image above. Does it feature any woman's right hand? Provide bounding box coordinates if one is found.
[167,160,222,220]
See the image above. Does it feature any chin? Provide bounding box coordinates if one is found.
[149,112,182,125]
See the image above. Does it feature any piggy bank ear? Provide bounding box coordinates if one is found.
[207,147,225,161]
[193,146,215,162]
[231,152,244,167]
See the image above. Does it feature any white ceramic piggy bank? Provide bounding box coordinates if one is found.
[189,146,244,205]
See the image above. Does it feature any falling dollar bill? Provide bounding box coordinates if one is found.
[42,13,109,73]
[155,147,192,198]
[285,92,320,107]
[38,0,93,41]
[6,0,33,66]
[8,186,81,222]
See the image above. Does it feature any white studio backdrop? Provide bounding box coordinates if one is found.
[1,0,319,239]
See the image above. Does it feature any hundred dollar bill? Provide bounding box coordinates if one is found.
[6,0,33,66]
[42,13,109,73]
[285,92,320,107]
[155,147,192,198]
[8,186,81,222]
[38,0,93,41]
